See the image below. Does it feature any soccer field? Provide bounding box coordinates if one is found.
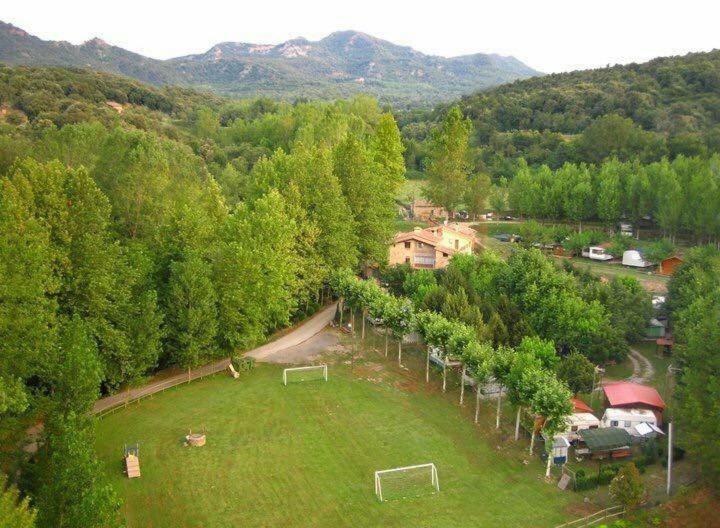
[95,355,581,527]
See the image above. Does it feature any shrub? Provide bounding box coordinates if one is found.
[231,356,255,373]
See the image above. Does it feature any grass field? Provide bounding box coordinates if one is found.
[95,348,585,528]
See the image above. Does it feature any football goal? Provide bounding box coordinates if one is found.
[282,365,328,386]
[374,463,440,502]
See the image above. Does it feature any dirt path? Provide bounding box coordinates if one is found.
[626,346,655,384]
[92,303,338,414]
[245,303,338,361]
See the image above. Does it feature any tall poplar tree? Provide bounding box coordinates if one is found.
[424,106,472,217]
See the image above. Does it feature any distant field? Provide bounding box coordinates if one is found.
[561,257,669,293]
[95,349,584,528]
[397,178,426,202]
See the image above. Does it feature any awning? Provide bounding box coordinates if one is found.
[579,427,632,451]
[635,422,664,436]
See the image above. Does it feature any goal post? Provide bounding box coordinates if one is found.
[374,463,439,502]
[282,365,328,386]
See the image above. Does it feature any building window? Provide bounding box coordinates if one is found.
[571,426,578,432]
[442,252,448,257]
[417,242,424,248]
[404,241,411,249]
[454,239,459,249]
[624,421,631,428]
[610,420,619,427]
[405,257,410,264]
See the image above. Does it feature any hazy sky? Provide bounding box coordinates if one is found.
[3,0,718,73]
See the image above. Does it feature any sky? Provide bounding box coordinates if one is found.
[3,0,719,73]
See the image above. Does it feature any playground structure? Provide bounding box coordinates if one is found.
[185,429,207,447]
[124,443,141,478]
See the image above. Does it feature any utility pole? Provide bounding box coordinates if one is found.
[666,422,673,496]
[590,366,604,406]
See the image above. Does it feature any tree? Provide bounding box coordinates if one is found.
[0,176,57,413]
[48,317,103,414]
[609,463,646,510]
[557,351,595,395]
[596,158,623,227]
[0,473,36,528]
[215,190,300,350]
[334,133,395,267]
[424,106,472,216]
[36,413,120,528]
[166,255,218,370]
[465,173,492,218]
[674,289,720,487]
[381,297,414,366]
[530,374,573,476]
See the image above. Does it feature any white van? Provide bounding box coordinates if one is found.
[600,408,660,437]
[581,246,614,261]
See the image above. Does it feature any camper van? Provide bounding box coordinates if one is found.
[622,250,653,268]
[560,412,601,442]
[581,246,613,261]
[600,408,661,437]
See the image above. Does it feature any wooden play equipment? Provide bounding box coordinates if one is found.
[124,443,141,478]
[185,429,206,447]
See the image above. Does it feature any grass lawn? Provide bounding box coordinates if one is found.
[95,346,585,528]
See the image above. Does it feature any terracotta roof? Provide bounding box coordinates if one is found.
[392,229,458,255]
[392,231,439,246]
[603,382,665,410]
[572,397,593,414]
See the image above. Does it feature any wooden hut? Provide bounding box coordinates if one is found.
[658,256,684,276]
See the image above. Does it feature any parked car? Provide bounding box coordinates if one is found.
[619,222,634,237]
[581,246,613,261]
[494,233,521,243]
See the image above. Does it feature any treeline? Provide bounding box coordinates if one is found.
[384,250,650,364]
[506,155,720,243]
[667,247,720,489]
[400,49,720,177]
[0,66,405,527]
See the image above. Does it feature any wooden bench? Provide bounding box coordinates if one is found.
[125,454,141,478]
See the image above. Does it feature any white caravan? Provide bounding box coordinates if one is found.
[600,408,661,437]
[560,412,601,442]
[622,250,653,268]
[581,246,614,261]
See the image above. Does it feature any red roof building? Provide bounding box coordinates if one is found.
[571,397,594,414]
[603,382,665,424]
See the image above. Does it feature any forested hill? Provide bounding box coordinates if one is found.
[0,21,539,106]
[459,49,720,135]
[400,49,720,177]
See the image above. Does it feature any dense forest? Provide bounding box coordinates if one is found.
[0,65,405,526]
[401,50,720,178]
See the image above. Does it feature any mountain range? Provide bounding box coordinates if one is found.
[0,21,539,105]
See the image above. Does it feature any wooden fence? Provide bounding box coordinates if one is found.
[93,360,230,419]
[554,505,625,528]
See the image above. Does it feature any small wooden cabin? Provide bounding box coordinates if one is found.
[658,256,684,276]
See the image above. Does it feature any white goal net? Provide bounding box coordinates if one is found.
[282,365,328,386]
[374,463,440,501]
